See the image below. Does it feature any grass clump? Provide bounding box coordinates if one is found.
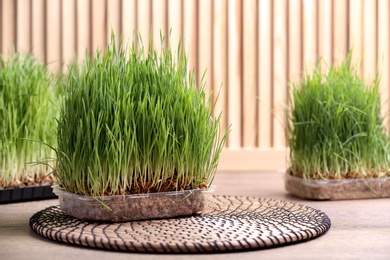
[0,52,57,189]
[287,53,390,180]
[56,35,229,196]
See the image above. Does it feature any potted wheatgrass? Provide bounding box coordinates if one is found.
[0,52,57,203]
[286,53,390,200]
[52,36,228,221]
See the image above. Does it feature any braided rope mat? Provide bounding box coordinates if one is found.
[30,195,331,253]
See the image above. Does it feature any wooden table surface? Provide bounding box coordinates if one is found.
[1,171,389,260]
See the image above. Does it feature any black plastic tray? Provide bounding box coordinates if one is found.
[0,185,57,204]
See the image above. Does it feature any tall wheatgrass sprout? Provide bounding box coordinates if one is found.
[56,36,229,196]
[288,53,390,180]
[0,52,57,189]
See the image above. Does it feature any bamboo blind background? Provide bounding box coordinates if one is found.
[1,0,389,171]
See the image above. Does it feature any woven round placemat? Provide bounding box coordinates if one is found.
[30,195,331,253]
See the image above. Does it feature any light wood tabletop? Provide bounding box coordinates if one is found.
[1,171,389,260]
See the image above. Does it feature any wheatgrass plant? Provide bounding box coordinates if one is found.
[0,52,57,189]
[288,54,390,180]
[56,36,229,196]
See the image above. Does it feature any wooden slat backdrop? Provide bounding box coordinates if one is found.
[1,0,389,172]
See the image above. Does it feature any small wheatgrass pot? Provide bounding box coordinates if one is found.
[286,53,390,200]
[0,52,57,200]
[53,35,229,221]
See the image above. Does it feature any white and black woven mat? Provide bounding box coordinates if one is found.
[30,195,331,253]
